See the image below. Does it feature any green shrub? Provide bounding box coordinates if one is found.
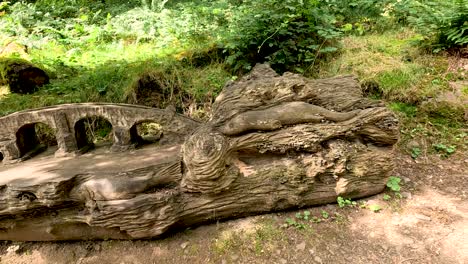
[392,0,468,51]
[221,0,342,73]
[323,0,392,33]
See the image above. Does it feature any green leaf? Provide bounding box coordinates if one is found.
[285,218,296,226]
[386,176,401,192]
[321,210,329,219]
[383,194,391,201]
[368,204,382,212]
[411,147,421,159]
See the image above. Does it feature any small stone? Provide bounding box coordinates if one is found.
[180,242,189,249]
[409,243,420,249]
[6,245,20,255]
[152,246,164,257]
[221,259,227,264]
[279,258,287,264]
[309,249,315,254]
[296,242,306,251]
[231,255,239,261]
[314,256,323,263]
[94,244,101,251]
[401,192,412,199]
[406,140,420,149]
[401,176,411,183]
[414,214,431,222]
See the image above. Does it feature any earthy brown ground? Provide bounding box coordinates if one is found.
[0,147,466,264]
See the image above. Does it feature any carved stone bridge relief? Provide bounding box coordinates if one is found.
[0,65,399,241]
[0,103,199,162]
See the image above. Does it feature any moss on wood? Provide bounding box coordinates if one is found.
[0,57,49,94]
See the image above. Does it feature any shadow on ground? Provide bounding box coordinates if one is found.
[0,151,466,264]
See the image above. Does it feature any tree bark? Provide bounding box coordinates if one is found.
[0,64,399,241]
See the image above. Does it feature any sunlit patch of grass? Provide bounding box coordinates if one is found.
[396,101,467,155]
[0,91,82,116]
[0,85,8,97]
[0,37,231,118]
[388,102,418,118]
[251,220,285,255]
[376,67,422,100]
[211,219,285,256]
[318,29,451,103]
[319,28,467,156]
[212,229,241,254]
[317,29,416,79]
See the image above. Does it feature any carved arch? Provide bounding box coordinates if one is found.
[129,119,163,146]
[15,122,57,158]
[74,116,114,150]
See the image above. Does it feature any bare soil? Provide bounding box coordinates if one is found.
[0,148,466,264]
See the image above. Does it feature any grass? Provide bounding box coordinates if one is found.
[0,42,231,118]
[317,28,467,155]
[1,5,465,158]
[388,102,418,118]
[318,29,452,103]
[0,0,232,118]
[212,219,285,256]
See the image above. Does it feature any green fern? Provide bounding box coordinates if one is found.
[400,0,468,50]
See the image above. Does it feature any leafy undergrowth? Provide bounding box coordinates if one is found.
[0,52,231,118]
[0,1,466,159]
[317,29,467,157]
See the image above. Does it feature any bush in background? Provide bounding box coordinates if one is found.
[391,0,468,52]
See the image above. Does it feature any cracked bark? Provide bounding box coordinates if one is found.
[0,64,398,240]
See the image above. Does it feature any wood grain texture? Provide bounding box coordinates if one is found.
[0,64,399,240]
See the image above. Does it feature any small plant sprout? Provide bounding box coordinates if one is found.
[383,194,391,201]
[433,143,456,158]
[386,176,401,192]
[285,218,296,226]
[337,196,357,208]
[295,212,303,219]
[311,216,322,223]
[411,147,421,159]
[284,217,306,229]
[321,210,329,219]
[303,211,311,221]
[368,204,382,213]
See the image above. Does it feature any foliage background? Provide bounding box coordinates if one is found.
[0,0,466,154]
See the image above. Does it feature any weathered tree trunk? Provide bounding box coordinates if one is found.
[0,58,49,94]
[0,64,398,241]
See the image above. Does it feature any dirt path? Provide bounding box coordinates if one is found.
[0,151,466,264]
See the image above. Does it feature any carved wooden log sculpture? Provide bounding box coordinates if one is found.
[0,64,399,241]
